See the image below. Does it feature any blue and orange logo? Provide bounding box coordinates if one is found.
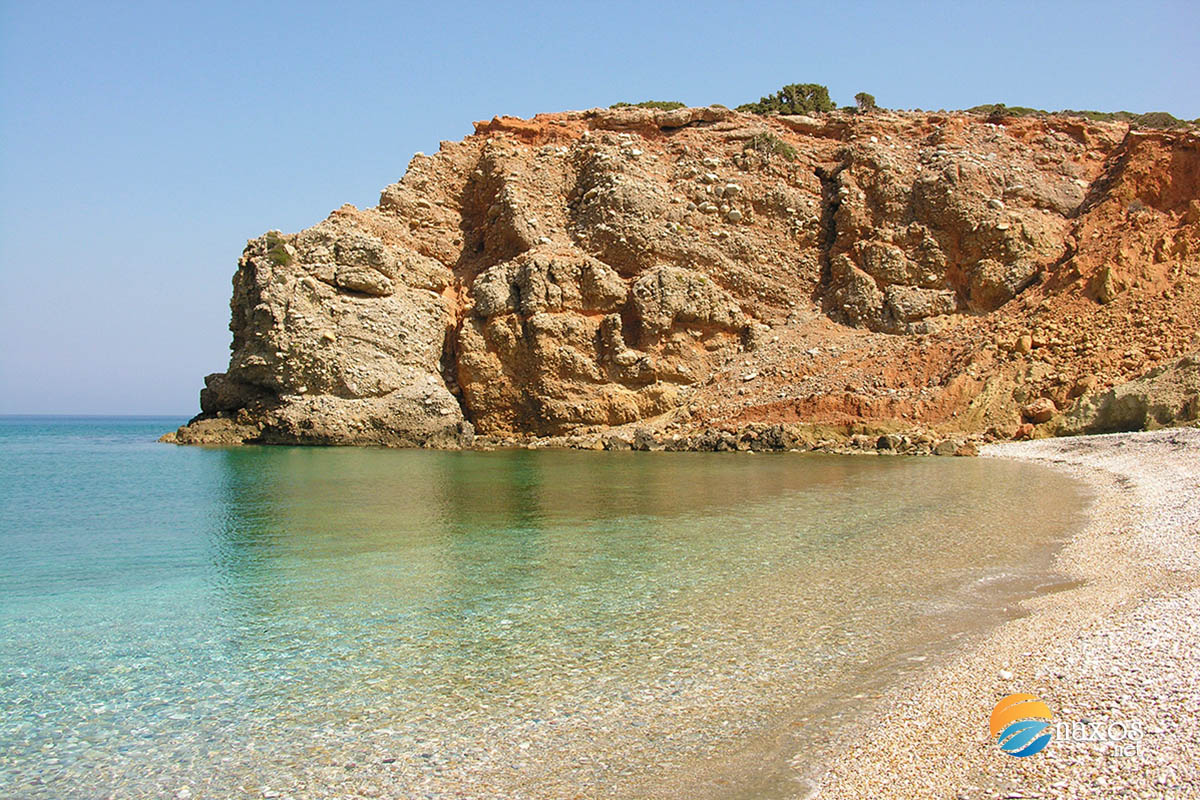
[990,694,1053,757]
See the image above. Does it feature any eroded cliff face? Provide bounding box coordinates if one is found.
[165,106,1200,449]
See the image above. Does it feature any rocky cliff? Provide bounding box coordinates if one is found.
[165,105,1200,450]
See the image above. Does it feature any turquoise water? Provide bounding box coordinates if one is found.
[0,417,1087,799]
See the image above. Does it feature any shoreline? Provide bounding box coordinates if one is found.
[163,416,990,457]
[805,427,1200,798]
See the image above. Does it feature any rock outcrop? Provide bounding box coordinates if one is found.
[166,106,1200,448]
[1056,352,1200,434]
[163,220,473,447]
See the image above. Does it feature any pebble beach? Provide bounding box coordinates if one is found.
[808,427,1200,799]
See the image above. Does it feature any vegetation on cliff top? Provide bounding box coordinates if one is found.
[264,231,293,266]
[610,100,686,110]
[730,81,1196,129]
[611,84,1196,129]
[966,104,1194,129]
[737,83,836,115]
[854,92,877,113]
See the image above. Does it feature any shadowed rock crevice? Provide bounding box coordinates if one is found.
[1075,130,1139,219]
[814,160,848,306]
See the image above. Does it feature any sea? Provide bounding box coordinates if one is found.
[0,416,1088,799]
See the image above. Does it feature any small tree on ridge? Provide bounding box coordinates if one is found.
[738,83,835,115]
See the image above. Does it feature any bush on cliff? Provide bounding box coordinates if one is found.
[738,83,835,115]
[744,132,797,162]
[1123,111,1190,129]
[967,103,1047,120]
[264,231,293,266]
[854,92,877,112]
[610,100,687,110]
[971,105,1193,130]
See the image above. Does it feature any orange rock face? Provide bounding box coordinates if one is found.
[170,106,1200,447]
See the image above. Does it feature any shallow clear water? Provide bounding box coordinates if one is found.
[0,417,1087,799]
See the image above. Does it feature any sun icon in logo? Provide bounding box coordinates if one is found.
[990,693,1053,757]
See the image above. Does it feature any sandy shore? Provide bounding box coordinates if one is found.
[807,427,1200,799]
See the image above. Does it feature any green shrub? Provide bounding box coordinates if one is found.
[744,132,797,162]
[974,106,1192,130]
[1127,111,1189,129]
[854,92,877,113]
[264,231,293,266]
[1059,109,1122,122]
[967,103,1047,119]
[610,100,687,110]
[737,83,835,115]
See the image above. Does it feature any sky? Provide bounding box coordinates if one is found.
[1,0,1198,415]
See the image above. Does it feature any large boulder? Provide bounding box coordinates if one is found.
[630,265,745,338]
[470,250,626,318]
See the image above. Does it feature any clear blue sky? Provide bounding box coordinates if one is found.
[2,0,1197,414]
